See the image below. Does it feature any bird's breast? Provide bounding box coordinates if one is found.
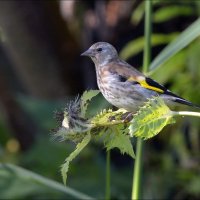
[97,70,112,96]
[95,67,154,112]
[96,68,131,107]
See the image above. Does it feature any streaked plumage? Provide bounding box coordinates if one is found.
[81,42,199,112]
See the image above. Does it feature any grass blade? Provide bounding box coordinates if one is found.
[0,163,94,199]
[149,18,200,72]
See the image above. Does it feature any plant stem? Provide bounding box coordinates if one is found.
[105,150,111,200]
[132,1,152,199]
[172,111,200,117]
[143,0,152,75]
[132,138,143,199]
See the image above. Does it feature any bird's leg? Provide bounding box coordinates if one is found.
[121,112,133,123]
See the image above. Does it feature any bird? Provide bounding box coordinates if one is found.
[81,42,199,112]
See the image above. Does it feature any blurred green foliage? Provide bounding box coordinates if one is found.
[153,5,194,23]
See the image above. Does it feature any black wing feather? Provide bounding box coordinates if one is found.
[145,77,167,93]
[146,77,181,97]
[146,77,200,108]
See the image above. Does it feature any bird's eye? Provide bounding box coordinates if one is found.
[97,48,103,52]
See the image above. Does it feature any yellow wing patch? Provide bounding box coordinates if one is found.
[128,76,164,93]
[139,80,164,93]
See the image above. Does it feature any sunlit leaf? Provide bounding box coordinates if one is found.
[129,97,175,139]
[91,108,127,126]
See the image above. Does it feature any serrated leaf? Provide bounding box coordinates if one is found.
[61,133,91,185]
[104,128,135,158]
[91,109,113,125]
[81,90,100,117]
[129,97,175,139]
[91,108,127,126]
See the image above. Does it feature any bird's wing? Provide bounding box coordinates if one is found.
[106,60,200,108]
[107,60,167,94]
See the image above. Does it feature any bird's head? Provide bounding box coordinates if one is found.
[81,42,118,66]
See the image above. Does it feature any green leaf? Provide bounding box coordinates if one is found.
[120,33,178,60]
[104,127,135,158]
[91,108,135,158]
[61,133,91,185]
[149,18,200,72]
[91,108,127,127]
[153,5,193,23]
[131,2,145,25]
[129,97,175,139]
[81,90,100,117]
[130,0,163,25]
[91,109,113,126]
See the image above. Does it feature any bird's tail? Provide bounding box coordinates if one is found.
[162,90,200,109]
[173,97,200,109]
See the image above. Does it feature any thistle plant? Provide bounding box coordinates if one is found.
[53,90,200,187]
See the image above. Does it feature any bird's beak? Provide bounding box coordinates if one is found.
[81,49,95,57]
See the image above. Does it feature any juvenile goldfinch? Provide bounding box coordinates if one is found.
[81,42,200,112]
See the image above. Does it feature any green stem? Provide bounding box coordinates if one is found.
[132,1,152,199]
[172,111,200,117]
[92,120,126,127]
[105,150,111,200]
[132,139,143,199]
[143,0,152,75]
